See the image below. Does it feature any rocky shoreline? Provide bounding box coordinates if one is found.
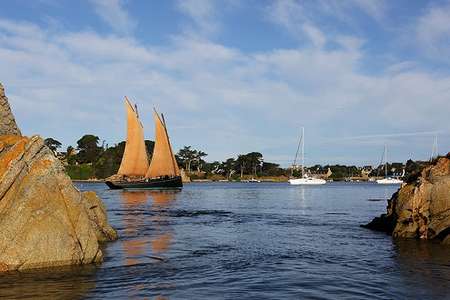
[363,153,450,245]
[0,83,117,271]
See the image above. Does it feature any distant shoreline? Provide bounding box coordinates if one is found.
[71,179,380,184]
[72,179,105,183]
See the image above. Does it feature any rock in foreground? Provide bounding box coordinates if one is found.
[363,154,450,244]
[0,135,117,271]
[0,83,21,136]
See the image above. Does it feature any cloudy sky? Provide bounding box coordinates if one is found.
[0,0,449,166]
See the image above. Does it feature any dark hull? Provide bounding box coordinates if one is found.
[105,176,183,190]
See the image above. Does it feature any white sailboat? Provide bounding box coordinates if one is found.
[289,127,326,185]
[376,144,403,185]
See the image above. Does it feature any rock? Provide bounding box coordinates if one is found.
[360,213,396,233]
[0,83,21,136]
[0,83,117,271]
[0,134,117,271]
[82,191,118,242]
[180,168,191,183]
[363,153,450,244]
[444,235,450,245]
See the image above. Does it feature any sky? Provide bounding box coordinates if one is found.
[0,0,449,166]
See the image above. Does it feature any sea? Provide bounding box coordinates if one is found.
[0,182,449,299]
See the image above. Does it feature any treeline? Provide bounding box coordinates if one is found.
[45,136,287,180]
[45,135,428,181]
[45,135,154,180]
[176,150,287,180]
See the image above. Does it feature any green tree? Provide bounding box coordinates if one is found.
[192,150,208,171]
[177,146,197,172]
[44,138,62,152]
[235,152,263,177]
[76,135,102,164]
[145,140,155,160]
[261,162,285,176]
[245,152,263,176]
[219,158,236,179]
[203,161,221,174]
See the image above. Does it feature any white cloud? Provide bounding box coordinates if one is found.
[0,14,449,164]
[176,0,219,36]
[89,0,136,35]
[267,0,387,47]
[416,1,450,62]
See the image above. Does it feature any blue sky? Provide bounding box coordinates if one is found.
[1,0,449,166]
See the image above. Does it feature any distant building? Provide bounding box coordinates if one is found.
[361,166,373,178]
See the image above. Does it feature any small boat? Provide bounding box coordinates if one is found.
[249,178,261,183]
[243,178,261,183]
[106,98,182,190]
[376,144,403,185]
[288,127,326,185]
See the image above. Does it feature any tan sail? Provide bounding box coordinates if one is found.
[117,98,149,176]
[145,110,180,178]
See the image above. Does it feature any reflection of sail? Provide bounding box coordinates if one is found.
[123,239,148,266]
[145,110,180,178]
[119,190,179,267]
[151,233,172,254]
[117,98,149,177]
[121,191,149,206]
[120,191,150,266]
[149,190,177,207]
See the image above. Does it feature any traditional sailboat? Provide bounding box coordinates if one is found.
[106,98,182,189]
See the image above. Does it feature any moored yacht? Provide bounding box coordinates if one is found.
[288,127,326,185]
[289,175,326,185]
[376,144,403,185]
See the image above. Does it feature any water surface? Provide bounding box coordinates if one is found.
[0,182,448,299]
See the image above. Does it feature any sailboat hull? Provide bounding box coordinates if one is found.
[105,176,183,190]
[376,178,403,185]
[289,178,327,185]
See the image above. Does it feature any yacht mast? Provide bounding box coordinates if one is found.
[301,127,305,178]
[384,144,388,179]
[431,134,438,161]
[292,127,302,177]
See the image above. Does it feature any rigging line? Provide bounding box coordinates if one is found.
[292,128,303,167]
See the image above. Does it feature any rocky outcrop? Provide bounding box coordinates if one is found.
[0,135,117,271]
[82,191,118,242]
[363,154,450,244]
[0,83,21,136]
[0,84,117,271]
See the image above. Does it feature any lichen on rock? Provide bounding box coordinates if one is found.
[0,135,118,271]
[363,153,450,244]
[0,83,117,272]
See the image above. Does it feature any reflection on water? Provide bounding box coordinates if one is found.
[120,190,179,266]
[151,233,172,254]
[394,239,450,298]
[0,265,97,300]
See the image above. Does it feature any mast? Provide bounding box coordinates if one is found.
[431,134,438,161]
[384,144,388,179]
[161,113,179,176]
[301,127,305,178]
[292,127,303,177]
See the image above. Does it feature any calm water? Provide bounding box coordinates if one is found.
[0,182,449,299]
